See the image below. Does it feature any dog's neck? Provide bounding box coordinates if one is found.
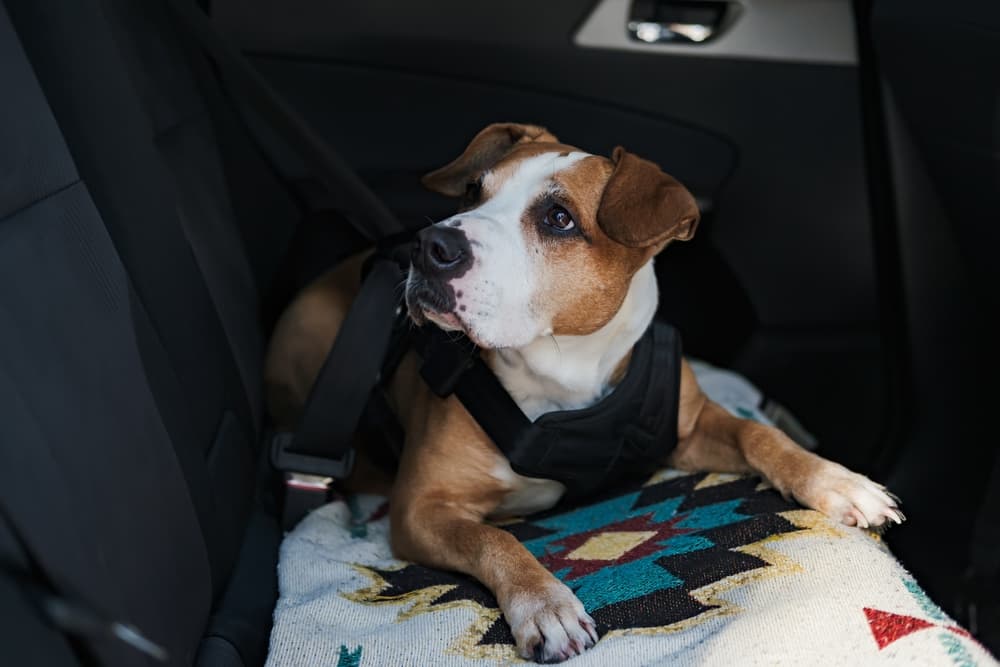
[489,261,658,421]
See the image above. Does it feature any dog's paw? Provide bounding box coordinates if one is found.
[795,462,904,530]
[503,580,598,663]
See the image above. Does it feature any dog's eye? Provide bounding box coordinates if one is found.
[463,179,482,206]
[544,205,576,232]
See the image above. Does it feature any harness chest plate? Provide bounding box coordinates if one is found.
[374,318,682,499]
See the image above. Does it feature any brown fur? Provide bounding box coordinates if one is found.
[387,361,553,598]
[598,146,700,249]
[422,123,560,197]
[509,151,698,337]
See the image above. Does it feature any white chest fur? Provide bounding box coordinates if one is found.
[487,263,659,517]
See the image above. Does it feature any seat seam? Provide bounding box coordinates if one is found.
[0,179,82,225]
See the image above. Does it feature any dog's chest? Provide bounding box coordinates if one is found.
[484,352,609,517]
[490,348,612,421]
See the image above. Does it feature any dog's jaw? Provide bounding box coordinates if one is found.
[489,260,659,421]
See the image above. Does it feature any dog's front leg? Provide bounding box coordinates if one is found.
[670,360,904,528]
[387,387,597,663]
[390,496,597,662]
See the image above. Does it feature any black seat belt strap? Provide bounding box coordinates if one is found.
[165,0,413,528]
[268,257,404,530]
[271,259,403,472]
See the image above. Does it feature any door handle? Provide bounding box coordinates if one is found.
[627,0,730,44]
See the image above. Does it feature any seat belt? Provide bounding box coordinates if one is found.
[164,0,409,528]
[0,506,167,663]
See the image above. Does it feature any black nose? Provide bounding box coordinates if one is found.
[412,225,472,277]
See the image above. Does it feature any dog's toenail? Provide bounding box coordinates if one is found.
[533,642,545,662]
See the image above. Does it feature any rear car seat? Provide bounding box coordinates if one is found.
[0,0,331,664]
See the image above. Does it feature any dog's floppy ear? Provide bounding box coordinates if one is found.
[422,123,559,197]
[597,146,700,248]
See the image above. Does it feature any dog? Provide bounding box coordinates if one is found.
[265,122,903,663]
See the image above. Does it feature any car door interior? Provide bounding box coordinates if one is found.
[871,0,1000,641]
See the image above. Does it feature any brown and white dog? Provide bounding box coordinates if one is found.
[265,123,903,663]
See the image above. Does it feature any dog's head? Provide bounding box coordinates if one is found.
[405,122,699,349]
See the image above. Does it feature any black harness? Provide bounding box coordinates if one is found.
[273,241,684,525]
[365,295,683,499]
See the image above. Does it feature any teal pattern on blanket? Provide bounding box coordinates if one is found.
[354,473,810,648]
[519,492,753,609]
[336,644,362,667]
[517,481,790,611]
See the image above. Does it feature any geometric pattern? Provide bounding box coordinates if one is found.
[863,607,972,650]
[864,577,984,666]
[346,472,822,658]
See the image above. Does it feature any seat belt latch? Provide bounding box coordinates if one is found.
[270,431,356,479]
[270,432,356,530]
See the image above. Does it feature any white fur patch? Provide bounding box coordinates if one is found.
[443,151,590,350]
[503,579,597,661]
[490,461,567,517]
[492,262,658,420]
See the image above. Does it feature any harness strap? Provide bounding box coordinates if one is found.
[411,321,682,497]
[630,322,679,458]
[417,327,535,459]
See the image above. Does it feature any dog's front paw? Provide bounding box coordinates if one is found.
[794,461,904,529]
[502,580,598,663]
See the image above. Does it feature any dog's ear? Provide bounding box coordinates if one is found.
[422,123,560,197]
[597,146,700,248]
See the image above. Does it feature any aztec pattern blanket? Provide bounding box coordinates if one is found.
[267,364,996,666]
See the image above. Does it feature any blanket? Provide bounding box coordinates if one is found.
[266,366,995,666]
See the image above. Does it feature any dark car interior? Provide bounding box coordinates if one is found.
[1,0,996,664]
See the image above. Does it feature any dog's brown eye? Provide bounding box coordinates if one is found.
[463,179,482,206]
[544,205,576,231]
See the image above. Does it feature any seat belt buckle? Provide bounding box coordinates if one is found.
[269,431,356,479]
[270,432,356,530]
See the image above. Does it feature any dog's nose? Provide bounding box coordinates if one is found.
[412,225,472,277]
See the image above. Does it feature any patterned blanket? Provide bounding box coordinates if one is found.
[267,471,994,666]
[266,365,996,666]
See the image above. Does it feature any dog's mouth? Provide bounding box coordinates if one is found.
[405,280,463,330]
[423,309,463,331]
